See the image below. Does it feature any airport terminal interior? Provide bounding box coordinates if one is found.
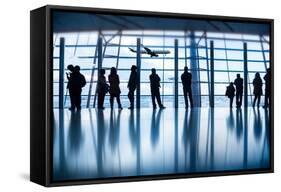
[52,11,271,181]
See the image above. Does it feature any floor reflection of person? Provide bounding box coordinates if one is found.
[253,108,262,139]
[181,66,193,108]
[127,65,137,109]
[149,68,165,109]
[108,67,122,109]
[263,68,271,108]
[150,109,162,147]
[236,108,243,139]
[252,72,263,107]
[68,110,83,152]
[97,69,108,109]
[226,108,234,130]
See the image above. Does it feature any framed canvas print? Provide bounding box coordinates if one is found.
[30,5,274,186]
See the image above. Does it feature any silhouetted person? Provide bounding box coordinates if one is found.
[181,66,193,108]
[225,82,235,108]
[68,65,86,110]
[149,68,165,109]
[127,65,137,109]
[234,74,243,108]
[263,68,271,108]
[97,69,108,109]
[108,67,122,109]
[252,72,263,107]
[66,64,75,110]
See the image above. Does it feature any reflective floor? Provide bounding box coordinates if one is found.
[52,107,270,181]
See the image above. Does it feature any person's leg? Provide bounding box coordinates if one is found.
[257,95,261,107]
[151,92,156,108]
[74,93,79,109]
[188,89,193,107]
[69,89,75,110]
[236,92,239,107]
[97,94,102,108]
[110,94,114,109]
[240,93,243,107]
[264,93,268,107]
[77,90,81,110]
[101,94,105,108]
[116,95,122,108]
[237,92,242,107]
[155,90,163,107]
[128,89,134,108]
[253,95,257,107]
[183,88,188,108]
[230,97,233,108]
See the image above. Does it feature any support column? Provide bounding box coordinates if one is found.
[190,31,201,107]
[93,37,103,108]
[136,38,141,108]
[97,37,103,77]
[210,41,214,108]
[174,39,179,108]
[59,38,65,109]
[243,43,248,108]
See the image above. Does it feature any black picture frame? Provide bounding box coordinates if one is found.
[30,5,274,187]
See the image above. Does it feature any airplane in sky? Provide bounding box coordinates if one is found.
[129,45,170,57]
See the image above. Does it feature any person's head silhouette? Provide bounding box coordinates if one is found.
[67,64,74,72]
[267,68,270,73]
[151,68,156,74]
[255,72,260,78]
[184,66,188,72]
[131,65,137,72]
[110,67,117,75]
[237,74,240,78]
[230,82,234,86]
[74,65,80,72]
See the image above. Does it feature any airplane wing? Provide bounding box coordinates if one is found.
[128,48,136,53]
[144,47,152,54]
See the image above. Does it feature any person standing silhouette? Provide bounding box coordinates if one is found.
[97,69,108,109]
[225,82,235,108]
[181,66,193,108]
[263,68,271,108]
[252,72,263,107]
[234,74,243,108]
[108,67,122,109]
[69,65,86,110]
[127,65,137,109]
[149,68,165,109]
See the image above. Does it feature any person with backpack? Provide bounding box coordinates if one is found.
[225,82,235,108]
[68,65,86,110]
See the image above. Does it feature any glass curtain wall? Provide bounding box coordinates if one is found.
[52,30,270,108]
